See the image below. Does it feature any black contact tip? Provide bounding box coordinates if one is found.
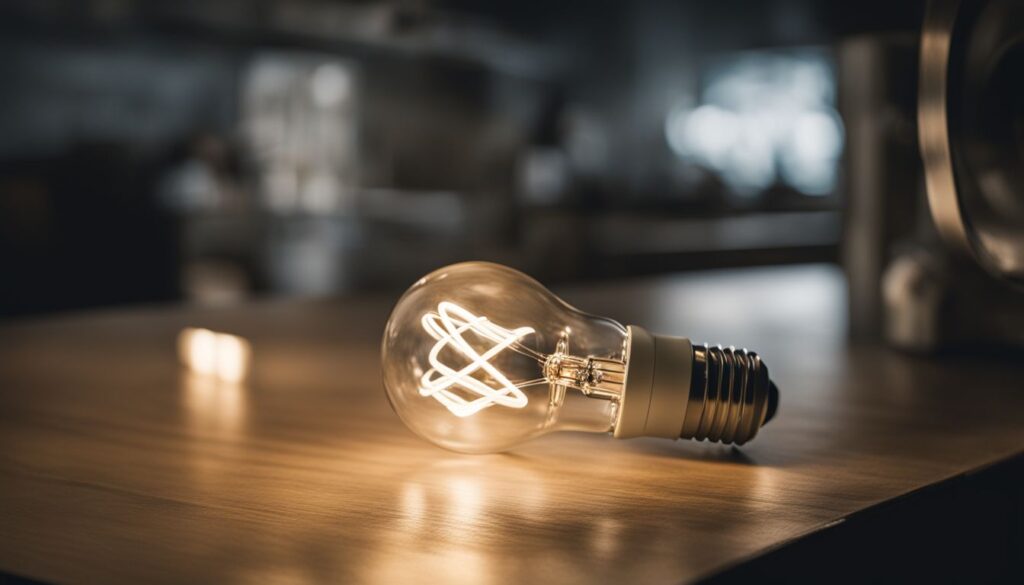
[764,381,779,424]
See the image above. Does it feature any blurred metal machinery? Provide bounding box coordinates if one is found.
[845,0,1024,351]
[919,0,1024,282]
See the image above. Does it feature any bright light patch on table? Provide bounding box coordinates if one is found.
[178,327,252,383]
[589,517,622,557]
[446,476,484,526]
[400,483,426,526]
[182,369,247,436]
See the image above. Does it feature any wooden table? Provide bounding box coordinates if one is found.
[1,265,1022,584]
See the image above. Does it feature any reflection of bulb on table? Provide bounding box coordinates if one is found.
[381,262,779,453]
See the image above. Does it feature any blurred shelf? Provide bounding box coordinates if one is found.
[595,210,840,256]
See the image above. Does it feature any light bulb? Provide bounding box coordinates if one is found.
[381,262,779,454]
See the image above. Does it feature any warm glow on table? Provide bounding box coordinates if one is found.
[0,265,1022,584]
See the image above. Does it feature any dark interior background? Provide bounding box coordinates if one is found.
[0,0,924,318]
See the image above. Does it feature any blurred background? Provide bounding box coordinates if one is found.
[0,0,926,318]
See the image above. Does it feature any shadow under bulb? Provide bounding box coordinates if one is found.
[381,262,779,454]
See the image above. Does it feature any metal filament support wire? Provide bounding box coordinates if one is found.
[682,344,776,445]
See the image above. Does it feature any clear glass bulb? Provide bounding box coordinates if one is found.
[382,261,779,454]
[381,262,628,453]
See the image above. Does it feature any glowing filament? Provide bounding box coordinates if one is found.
[420,301,535,417]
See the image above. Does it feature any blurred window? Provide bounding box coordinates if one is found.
[666,48,843,199]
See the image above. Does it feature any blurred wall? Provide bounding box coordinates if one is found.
[0,0,923,317]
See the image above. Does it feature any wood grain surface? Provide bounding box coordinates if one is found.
[1,265,1022,584]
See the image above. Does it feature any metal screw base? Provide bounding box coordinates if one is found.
[680,344,778,445]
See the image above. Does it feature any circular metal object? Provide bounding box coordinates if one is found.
[919,0,1024,283]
